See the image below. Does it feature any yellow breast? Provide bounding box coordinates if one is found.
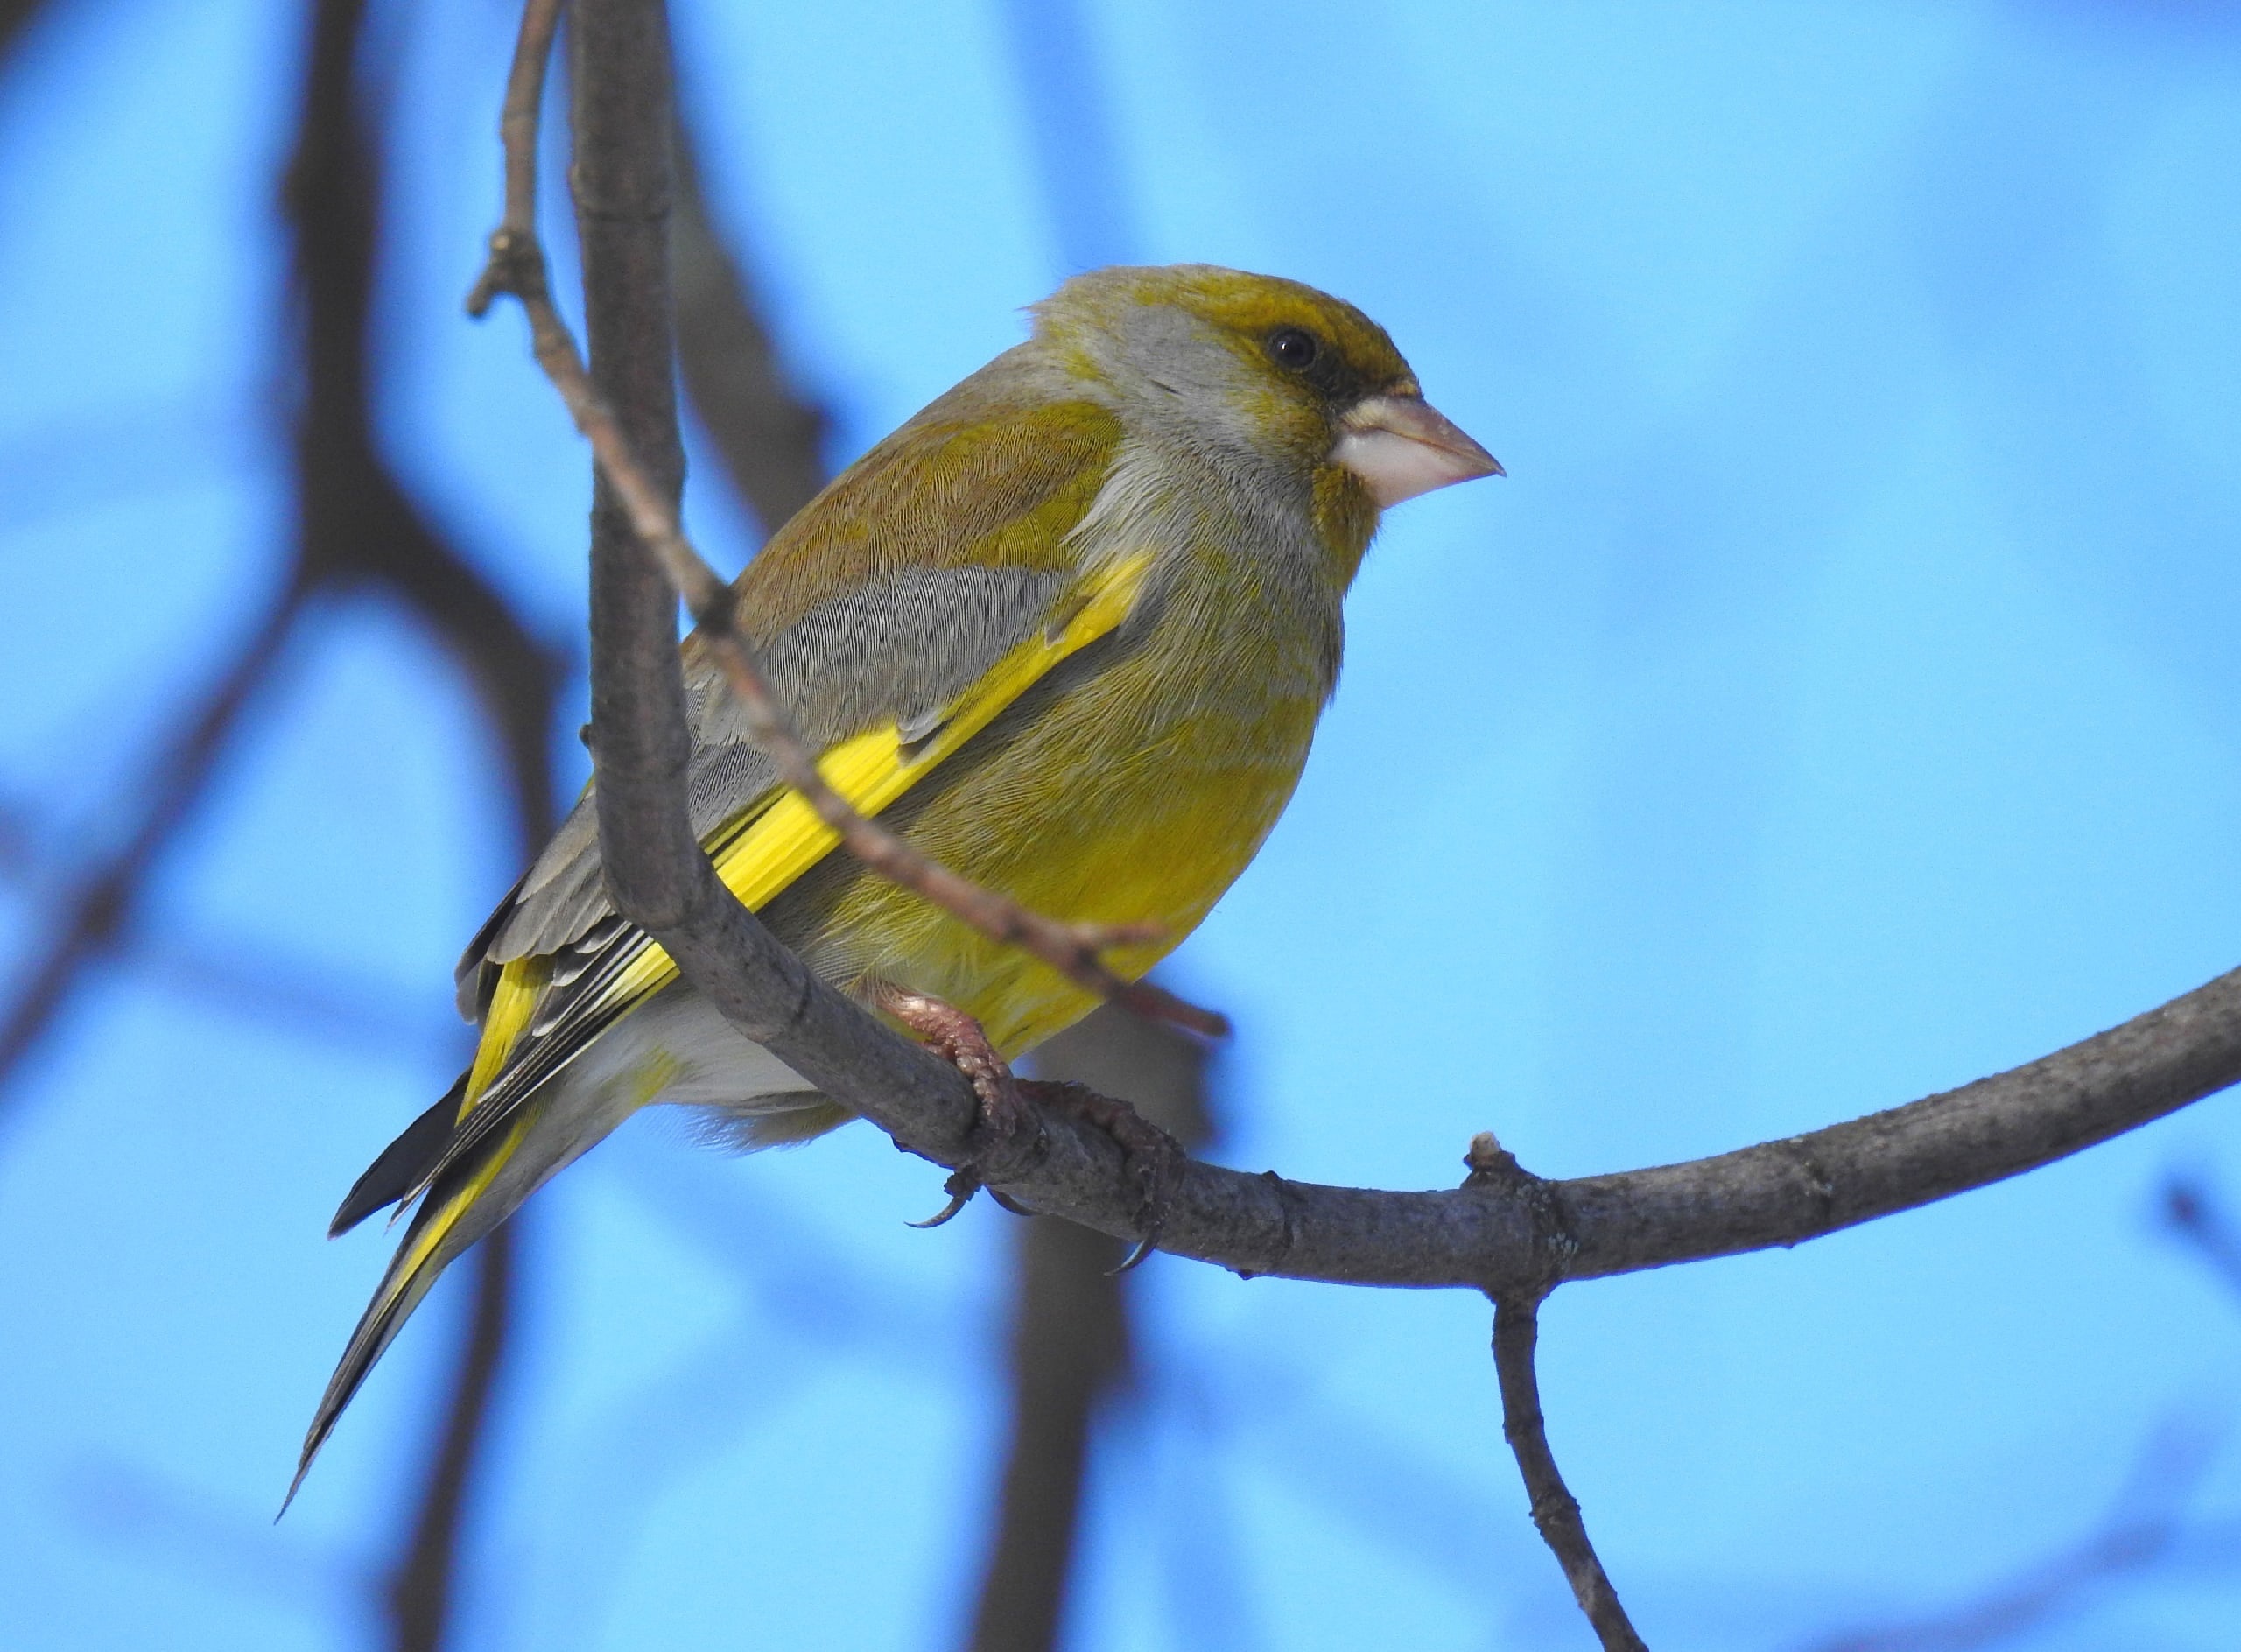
[770,546,1338,1056]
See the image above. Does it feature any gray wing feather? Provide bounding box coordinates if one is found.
[462,565,1070,984]
[690,564,1070,749]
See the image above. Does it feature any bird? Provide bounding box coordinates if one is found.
[291,263,1499,1501]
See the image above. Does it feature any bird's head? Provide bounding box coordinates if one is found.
[1032,264,1500,510]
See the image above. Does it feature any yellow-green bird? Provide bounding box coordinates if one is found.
[293,263,1498,1496]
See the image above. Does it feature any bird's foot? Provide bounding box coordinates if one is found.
[1018,1079,1182,1271]
[872,985,1046,1227]
[873,986,1183,1261]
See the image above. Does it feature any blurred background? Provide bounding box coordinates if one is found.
[3,0,2240,1647]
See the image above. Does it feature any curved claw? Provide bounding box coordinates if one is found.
[910,1172,980,1229]
[1109,1233,1159,1275]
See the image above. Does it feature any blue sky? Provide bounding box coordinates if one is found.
[2,0,2239,1648]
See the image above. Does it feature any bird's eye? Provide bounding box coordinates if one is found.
[1268,327,1320,370]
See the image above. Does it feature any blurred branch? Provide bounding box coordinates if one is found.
[966,1212,1129,1652]
[2160,1173,2241,1302]
[0,0,53,67]
[1803,1418,2230,1652]
[961,1008,1215,1652]
[0,580,304,1109]
[0,798,453,1059]
[669,118,826,538]
[0,11,555,1627]
[283,1,562,1648]
[0,0,564,1110]
[286,2,562,829]
[5,5,544,1630]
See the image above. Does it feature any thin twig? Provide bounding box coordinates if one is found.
[1490,1296,1646,1650]
[467,0,1223,1037]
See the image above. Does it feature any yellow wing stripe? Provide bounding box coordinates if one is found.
[464,958,546,1113]
[377,1113,530,1320]
[461,551,1154,1109]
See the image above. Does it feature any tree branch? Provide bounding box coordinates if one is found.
[636,952,2241,1299]
[564,0,698,955]
[1490,1294,1644,1650]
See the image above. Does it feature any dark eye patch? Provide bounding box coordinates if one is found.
[1262,323,1373,408]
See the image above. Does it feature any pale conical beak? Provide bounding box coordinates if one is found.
[1332,393,1503,508]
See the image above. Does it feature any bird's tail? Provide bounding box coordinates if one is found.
[287,985,825,1512]
[283,1095,538,1514]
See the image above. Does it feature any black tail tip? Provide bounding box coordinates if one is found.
[331,1079,466,1236]
[275,1460,312,1523]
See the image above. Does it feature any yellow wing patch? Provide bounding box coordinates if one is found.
[463,957,546,1111]
[460,551,1155,1112]
[377,1113,530,1322]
